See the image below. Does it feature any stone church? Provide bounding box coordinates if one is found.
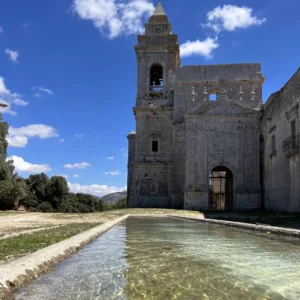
[127,3,300,212]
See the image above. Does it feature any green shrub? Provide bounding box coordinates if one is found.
[36,202,54,213]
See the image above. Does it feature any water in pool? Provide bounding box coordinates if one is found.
[15,217,300,299]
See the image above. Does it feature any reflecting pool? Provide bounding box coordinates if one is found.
[15,218,300,299]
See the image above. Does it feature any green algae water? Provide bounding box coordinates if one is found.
[15,218,300,299]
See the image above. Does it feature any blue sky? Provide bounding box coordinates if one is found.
[0,0,299,197]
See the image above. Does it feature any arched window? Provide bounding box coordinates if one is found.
[150,64,163,92]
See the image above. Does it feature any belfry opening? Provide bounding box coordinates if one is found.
[150,64,163,92]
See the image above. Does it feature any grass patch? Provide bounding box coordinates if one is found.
[0,222,101,264]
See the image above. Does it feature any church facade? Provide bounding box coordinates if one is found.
[127,3,300,212]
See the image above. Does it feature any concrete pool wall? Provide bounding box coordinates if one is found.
[0,213,300,299]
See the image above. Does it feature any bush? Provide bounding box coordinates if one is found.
[105,197,127,210]
[58,193,105,213]
[36,202,54,213]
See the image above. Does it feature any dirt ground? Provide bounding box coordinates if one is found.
[1,209,300,239]
[0,209,204,238]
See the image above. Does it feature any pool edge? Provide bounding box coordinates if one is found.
[168,215,300,237]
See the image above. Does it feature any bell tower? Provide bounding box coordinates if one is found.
[127,3,179,208]
[135,2,180,106]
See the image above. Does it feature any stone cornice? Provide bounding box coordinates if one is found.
[175,79,264,86]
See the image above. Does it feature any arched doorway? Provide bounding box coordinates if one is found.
[209,166,233,211]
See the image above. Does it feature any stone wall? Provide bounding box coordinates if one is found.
[127,132,136,207]
[262,68,300,211]
[128,106,174,208]
[174,64,264,124]
[184,104,261,210]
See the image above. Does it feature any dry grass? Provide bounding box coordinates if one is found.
[0,209,203,239]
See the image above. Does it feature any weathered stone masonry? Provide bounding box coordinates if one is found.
[127,3,300,212]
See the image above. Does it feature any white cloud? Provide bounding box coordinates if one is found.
[34,93,42,98]
[74,134,84,138]
[106,156,114,160]
[72,0,154,39]
[6,136,28,148]
[5,49,19,63]
[57,174,68,179]
[60,138,65,143]
[73,174,80,178]
[64,162,91,169]
[68,182,126,197]
[0,25,3,33]
[204,5,266,33]
[10,98,28,106]
[105,170,121,176]
[9,124,59,139]
[32,86,53,96]
[7,124,59,148]
[180,37,219,58]
[8,155,51,174]
[0,76,28,115]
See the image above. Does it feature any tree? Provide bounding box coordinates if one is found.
[0,115,27,210]
[26,173,50,201]
[45,176,69,209]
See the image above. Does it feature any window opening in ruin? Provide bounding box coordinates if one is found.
[291,120,296,147]
[209,166,233,211]
[209,93,218,101]
[150,64,163,92]
[152,140,159,152]
[271,135,276,155]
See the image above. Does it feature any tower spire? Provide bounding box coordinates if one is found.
[153,2,166,16]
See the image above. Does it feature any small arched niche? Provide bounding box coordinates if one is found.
[150,64,163,92]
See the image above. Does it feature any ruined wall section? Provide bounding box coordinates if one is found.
[128,106,174,208]
[174,64,264,124]
[262,68,300,212]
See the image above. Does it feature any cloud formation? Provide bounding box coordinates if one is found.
[0,26,3,33]
[72,0,154,39]
[180,5,266,58]
[106,156,114,160]
[180,38,219,58]
[68,182,126,197]
[8,155,51,174]
[0,77,28,115]
[104,170,121,176]
[7,124,59,148]
[5,49,19,62]
[32,86,53,96]
[64,162,91,169]
[204,5,266,33]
